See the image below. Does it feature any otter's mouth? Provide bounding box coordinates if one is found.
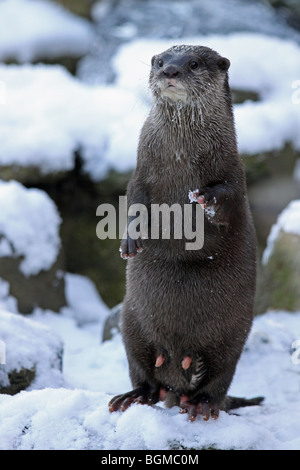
[166,78,178,88]
[160,79,188,102]
[165,78,183,90]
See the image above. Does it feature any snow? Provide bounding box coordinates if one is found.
[262,199,300,264]
[0,63,148,179]
[188,190,199,203]
[0,0,93,62]
[1,274,300,449]
[65,273,110,326]
[0,33,299,179]
[0,180,61,276]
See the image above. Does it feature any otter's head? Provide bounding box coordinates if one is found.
[149,45,230,106]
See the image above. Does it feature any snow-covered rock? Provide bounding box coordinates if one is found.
[0,180,66,313]
[0,180,61,276]
[0,63,147,181]
[263,200,300,265]
[102,303,122,341]
[260,200,300,312]
[0,309,64,395]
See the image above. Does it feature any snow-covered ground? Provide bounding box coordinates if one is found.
[0,285,300,450]
[0,33,300,180]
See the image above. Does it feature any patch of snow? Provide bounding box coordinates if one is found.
[0,279,18,314]
[0,238,13,257]
[0,309,64,391]
[0,0,93,62]
[262,199,300,264]
[188,189,199,203]
[0,180,61,276]
[64,272,110,326]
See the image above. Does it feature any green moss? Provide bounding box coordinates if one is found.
[265,232,300,311]
[241,154,268,185]
[242,142,300,186]
[231,89,260,104]
[168,439,227,450]
[52,0,93,18]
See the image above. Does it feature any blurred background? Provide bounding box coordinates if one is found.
[0,0,300,318]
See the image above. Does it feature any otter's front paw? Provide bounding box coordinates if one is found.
[108,386,159,412]
[120,236,143,259]
[188,188,216,207]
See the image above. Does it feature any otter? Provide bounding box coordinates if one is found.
[108,45,263,421]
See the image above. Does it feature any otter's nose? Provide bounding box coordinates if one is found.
[163,65,179,78]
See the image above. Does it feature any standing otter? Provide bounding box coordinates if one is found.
[108,45,263,421]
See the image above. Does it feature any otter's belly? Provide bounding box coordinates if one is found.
[124,249,254,350]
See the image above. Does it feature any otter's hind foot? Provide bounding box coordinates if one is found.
[179,395,219,421]
[108,386,159,413]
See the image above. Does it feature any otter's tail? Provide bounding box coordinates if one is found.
[163,391,264,411]
[222,395,264,412]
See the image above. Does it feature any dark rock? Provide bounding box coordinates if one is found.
[231,88,260,104]
[0,367,36,395]
[102,303,122,342]
[0,252,66,314]
[0,165,68,186]
[244,143,300,248]
[0,310,64,395]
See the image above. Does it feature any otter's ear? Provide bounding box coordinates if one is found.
[217,57,230,71]
[151,55,156,66]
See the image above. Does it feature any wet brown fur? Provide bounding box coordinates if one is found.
[111,45,261,415]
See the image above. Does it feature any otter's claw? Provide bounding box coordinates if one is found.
[179,396,220,421]
[109,386,159,412]
[120,236,143,259]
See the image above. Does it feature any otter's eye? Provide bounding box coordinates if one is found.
[157,58,164,68]
[190,61,199,70]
